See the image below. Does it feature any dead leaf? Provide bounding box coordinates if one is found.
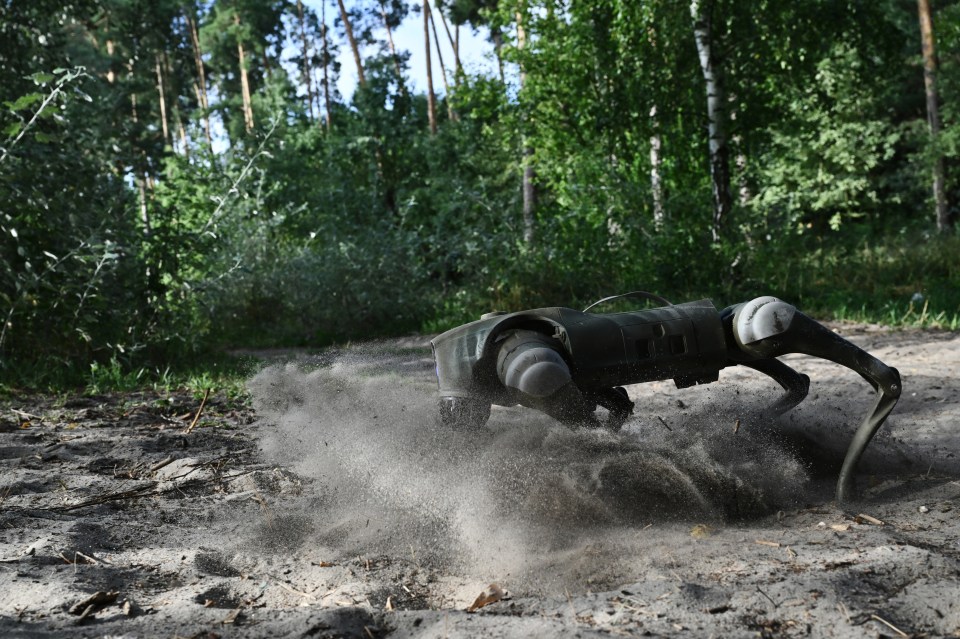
[690,524,713,539]
[467,583,505,612]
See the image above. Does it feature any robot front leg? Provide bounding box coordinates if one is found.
[729,297,902,503]
[737,358,810,417]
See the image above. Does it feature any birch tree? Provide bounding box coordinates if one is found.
[690,0,731,243]
[516,4,535,244]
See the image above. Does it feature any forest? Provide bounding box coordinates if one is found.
[1,0,958,388]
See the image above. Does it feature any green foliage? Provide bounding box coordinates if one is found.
[750,43,904,233]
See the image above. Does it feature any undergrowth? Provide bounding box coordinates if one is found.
[1,229,956,394]
[0,353,255,400]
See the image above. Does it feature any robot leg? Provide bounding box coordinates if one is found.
[728,296,901,503]
[496,330,599,426]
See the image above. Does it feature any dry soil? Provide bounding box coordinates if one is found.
[1,325,958,638]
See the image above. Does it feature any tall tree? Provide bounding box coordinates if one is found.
[424,0,438,133]
[379,0,405,87]
[427,2,455,121]
[690,0,731,243]
[200,0,289,140]
[321,0,334,129]
[296,0,316,119]
[234,12,255,133]
[186,9,214,149]
[433,0,464,81]
[446,0,505,83]
[516,3,535,244]
[917,0,951,232]
[337,0,366,86]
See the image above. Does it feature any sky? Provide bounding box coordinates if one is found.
[301,0,501,101]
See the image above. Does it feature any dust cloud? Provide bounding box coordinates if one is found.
[247,347,812,592]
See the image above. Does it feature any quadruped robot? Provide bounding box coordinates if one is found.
[431,292,901,503]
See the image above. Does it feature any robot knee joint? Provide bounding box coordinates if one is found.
[733,296,797,349]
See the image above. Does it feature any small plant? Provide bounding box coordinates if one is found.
[86,358,145,395]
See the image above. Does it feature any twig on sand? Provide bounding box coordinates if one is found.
[69,591,119,623]
[59,551,104,565]
[870,614,909,637]
[855,513,884,526]
[184,388,211,434]
[657,416,673,431]
[273,580,317,599]
[60,483,159,511]
[221,607,242,624]
[756,586,778,608]
[150,456,174,473]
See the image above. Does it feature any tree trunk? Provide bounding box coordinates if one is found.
[337,0,366,86]
[517,9,535,244]
[424,0,438,134]
[137,172,150,236]
[917,0,951,232]
[234,13,255,134]
[174,104,189,158]
[691,0,731,243]
[734,134,749,205]
[163,51,189,158]
[433,0,463,82]
[186,12,213,150]
[321,0,332,130]
[296,0,315,119]
[379,0,405,89]
[427,2,455,121]
[155,55,171,147]
[649,106,664,229]
[491,27,505,84]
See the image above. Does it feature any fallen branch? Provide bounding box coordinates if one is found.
[150,456,175,473]
[60,483,159,511]
[69,590,118,621]
[273,579,317,599]
[855,513,884,526]
[870,614,908,637]
[184,388,211,434]
[756,586,778,609]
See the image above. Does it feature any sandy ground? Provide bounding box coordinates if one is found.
[1,325,959,638]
